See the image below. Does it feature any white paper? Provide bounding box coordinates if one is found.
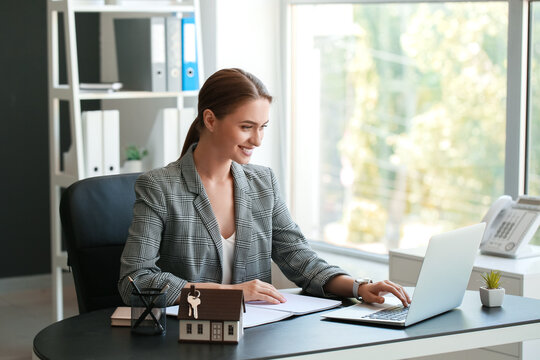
[166,291,342,329]
[243,306,292,328]
[166,304,179,316]
[246,292,341,315]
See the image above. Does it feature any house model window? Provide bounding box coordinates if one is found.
[178,286,245,344]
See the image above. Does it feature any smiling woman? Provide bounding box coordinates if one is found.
[180,68,273,158]
[118,68,411,309]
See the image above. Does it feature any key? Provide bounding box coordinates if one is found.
[187,293,201,319]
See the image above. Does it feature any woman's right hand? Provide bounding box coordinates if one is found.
[230,279,286,304]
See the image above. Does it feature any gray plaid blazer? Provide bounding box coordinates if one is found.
[118,144,348,305]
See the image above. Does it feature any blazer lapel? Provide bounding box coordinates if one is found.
[179,146,224,269]
[231,162,253,283]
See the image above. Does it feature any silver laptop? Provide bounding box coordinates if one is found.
[322,223,486,327]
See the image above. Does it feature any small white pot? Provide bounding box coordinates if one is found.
[121,160,143,174]
[479,287,505,307]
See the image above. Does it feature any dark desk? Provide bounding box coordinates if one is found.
[33,291,540,359]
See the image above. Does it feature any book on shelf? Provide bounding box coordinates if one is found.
[81,111,104,178]
[166,16,182,92]
[165,292,342,328]
[102,110,120,175]
[77,110,120,178]
[181,16,200,91]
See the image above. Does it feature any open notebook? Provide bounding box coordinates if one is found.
[165,291,341,328]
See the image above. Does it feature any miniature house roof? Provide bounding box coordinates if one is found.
[177,288,245,322]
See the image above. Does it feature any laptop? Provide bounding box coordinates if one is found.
[322,223,486,327]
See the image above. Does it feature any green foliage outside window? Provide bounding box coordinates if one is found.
[313,3,508,250]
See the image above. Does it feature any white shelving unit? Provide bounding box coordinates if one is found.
[47,0,203,321]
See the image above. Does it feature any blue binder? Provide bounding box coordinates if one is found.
[181,16,199,91]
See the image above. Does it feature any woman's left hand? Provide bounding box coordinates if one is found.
[357,280,411,307]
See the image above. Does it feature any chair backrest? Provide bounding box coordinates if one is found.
[60,173,140,314]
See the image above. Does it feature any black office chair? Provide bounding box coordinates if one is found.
[60,173,141,314]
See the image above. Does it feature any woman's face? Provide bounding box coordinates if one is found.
[210,98,270,164]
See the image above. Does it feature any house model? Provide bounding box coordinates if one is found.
[178,286,245,344]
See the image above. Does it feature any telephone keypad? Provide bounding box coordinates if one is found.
[495,220,515,240]
[489,211,522,249]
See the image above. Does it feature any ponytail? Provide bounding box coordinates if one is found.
[180,115,202,157]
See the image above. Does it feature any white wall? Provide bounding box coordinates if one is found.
[213,0,285,178]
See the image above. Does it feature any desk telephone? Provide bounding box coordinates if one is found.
[480,195,540,258]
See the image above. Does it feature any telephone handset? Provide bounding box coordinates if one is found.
[480,195,540,258]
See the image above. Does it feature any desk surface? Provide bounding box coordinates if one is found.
[33,291,540,360]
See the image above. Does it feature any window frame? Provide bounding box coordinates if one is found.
[282,0,531,260]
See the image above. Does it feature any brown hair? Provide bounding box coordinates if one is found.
[180,68,273,157]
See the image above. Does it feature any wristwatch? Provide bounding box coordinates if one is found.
[353,278,373,300]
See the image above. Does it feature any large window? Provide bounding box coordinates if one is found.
[290,2,510,253]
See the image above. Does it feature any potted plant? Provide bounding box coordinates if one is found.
[479,270,505,307]
[122,145,148,173]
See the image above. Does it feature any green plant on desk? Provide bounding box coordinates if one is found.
[125,145,148,161]
[480,270,504,307]
[122,146,148,173]
[481,270,502,289]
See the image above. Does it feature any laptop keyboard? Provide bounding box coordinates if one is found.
[362,305,409,321]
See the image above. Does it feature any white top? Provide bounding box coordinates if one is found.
[221,232,236,284]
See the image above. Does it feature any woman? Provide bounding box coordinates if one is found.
[118,68,410,307]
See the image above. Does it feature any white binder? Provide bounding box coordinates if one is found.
[150,17,167,92]
[102,110,120,175]
[81,111,103,178]
[166,16,182,92]
[145,108,180,170]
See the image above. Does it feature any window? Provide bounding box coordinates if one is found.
[530,3,540,197]
[289,1,513,254]
[528,2,540,245]
[228,325,234,336]
[186,323,192,334]
[197,324,203,334]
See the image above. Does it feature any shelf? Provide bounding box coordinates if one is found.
[79,90,198,100]
[50,0,194,14]
[51,86,198,100]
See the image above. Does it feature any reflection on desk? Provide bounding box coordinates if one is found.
[33,291,540,360]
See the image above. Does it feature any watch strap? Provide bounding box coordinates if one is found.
[353,278,373,300]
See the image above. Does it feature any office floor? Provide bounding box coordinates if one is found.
[0,273,78,360]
